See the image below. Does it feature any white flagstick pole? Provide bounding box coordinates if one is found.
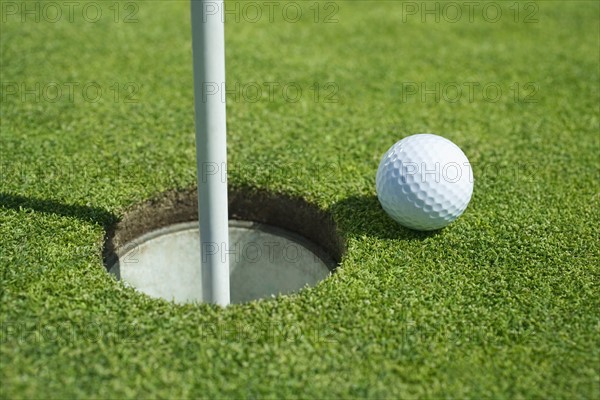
[191,0,230,306]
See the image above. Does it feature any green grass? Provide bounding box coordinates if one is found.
[1,0,599,398]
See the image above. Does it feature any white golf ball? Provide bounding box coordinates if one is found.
[376,133,474,231]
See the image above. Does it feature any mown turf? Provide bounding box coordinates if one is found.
[1,0,599,398]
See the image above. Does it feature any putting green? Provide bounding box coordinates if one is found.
[1,1,598,398]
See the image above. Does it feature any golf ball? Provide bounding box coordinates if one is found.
[376,133,474,231]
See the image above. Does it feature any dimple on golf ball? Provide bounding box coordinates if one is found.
[376,133,474,231]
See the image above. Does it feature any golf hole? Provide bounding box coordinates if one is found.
[103,188,344,304]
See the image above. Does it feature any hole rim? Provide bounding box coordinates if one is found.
[103,186,345,275]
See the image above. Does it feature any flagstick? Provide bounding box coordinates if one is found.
[191,0,230,306]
